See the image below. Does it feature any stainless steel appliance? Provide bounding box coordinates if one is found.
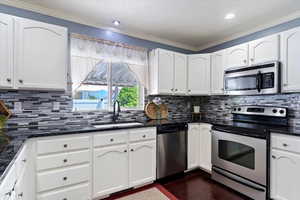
[224,61,280,95]
[157,123,187,179]
[212,106,288,200]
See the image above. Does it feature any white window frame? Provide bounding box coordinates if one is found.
[73,61,144,112]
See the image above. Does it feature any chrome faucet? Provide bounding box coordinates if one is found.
[112,100,121,122]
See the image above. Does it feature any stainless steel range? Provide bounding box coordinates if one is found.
[212,106,288,200]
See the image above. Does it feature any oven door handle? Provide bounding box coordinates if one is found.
[256,71,262,93]
[212,167,265,192]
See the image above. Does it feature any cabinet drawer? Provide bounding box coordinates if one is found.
[129,128,156,142]
[94,131,127,147]
[37,164,90,192]
[37,183,90,200]
[37,136,90,155]
[272,134,300,153]
[37,150,90,171]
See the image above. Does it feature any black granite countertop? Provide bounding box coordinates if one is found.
[0,118,200,181]
[1,118,299,183]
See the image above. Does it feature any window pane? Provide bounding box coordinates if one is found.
[72,62,109,111]
[111,63,142,109]
[73,85,109,111]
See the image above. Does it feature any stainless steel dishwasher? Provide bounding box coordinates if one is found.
[157,123,187,179]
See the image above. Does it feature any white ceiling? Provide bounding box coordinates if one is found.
[8,0,300,50]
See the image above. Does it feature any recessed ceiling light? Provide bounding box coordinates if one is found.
[225,13,235,20]
[112,20,121,26]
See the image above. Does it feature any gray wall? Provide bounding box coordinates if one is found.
[199,17,300,53]
[0,4,194,54]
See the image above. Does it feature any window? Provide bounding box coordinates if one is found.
[70,35,148,111]
[72,61,144,111]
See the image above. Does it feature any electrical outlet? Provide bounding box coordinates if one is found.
[53,102,60,111]
[14,102,22,113]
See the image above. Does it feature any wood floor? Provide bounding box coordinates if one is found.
[160,169,250,200]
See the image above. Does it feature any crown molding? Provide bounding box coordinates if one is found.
[196,10,300,51]
[0,0,198,51]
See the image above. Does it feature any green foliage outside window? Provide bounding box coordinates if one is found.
[117,86,139,107]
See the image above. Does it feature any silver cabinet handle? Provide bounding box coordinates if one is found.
[272,155,276,159]
[142,135,146,138]
[63,144,68,148]
[175,89,178,91]
[243,59,247,63]
[124,150,127,153]
[188,89,191,92]
[110,138,114,142]
[18,192,23,197]
[250,58,254,62]
[6,78,11,82]
[283,83,288,86]
[63,176,68,181]
[282,143,288,147]
[63,159,68,163]
[19,79,23,83]
[130,149,134,152]
[22,159,27,162]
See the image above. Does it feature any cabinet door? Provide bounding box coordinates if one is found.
[271,149,300,200]
[199,124,212,172]
[249,34,279,65]
[14,18,67,91]
[0,13,14,89]
[188,54,211,95]
[281,27,300,93]
[188,124,200,170]
[129,141,156,187]
[93,145,128,198]
[174,53,187,95]
[211,51,224,95]
[158,49,174,94]
[225,43,249,69]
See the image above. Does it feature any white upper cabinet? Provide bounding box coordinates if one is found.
[281,27,300,93]
[174,53,187,95]
[14,18,67,91]
[0,13,14,89]
[211,51,224,95]
[187,54,211,95]
[249,34,280,65]
[149,49,187,95]
[157,49,174,94]
[225,43,249,70]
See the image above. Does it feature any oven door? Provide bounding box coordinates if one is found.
[212,130,266,185]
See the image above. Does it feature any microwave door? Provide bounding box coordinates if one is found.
[225,74,259,95]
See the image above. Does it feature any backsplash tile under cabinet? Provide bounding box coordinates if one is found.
[199,94,300,127]
[0,91,194,128]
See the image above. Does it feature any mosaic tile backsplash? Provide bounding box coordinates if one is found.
[199,94,300,127]
[0,91,194,128]
[1,90,300,128]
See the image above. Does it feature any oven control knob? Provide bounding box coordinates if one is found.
[272,109,277,113]
[233,108,237,111]
[279,110,285,114]
[237,108,241,111]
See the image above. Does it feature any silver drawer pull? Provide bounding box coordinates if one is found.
[272,155,276,159]
[142,135,146,138]
[63,177,68,181]
[283,143,288,147]
[19,79,23,83]
[131,149,134,152]
[124,150,127,153]
[63,198,67,200]
[110,138,114,142]
[6,78,11,82]
[63,144,68,148]
[22,159,27,162]
[18,193,23,197]
[63,159,68,163]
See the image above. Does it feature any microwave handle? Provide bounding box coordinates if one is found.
[256,71,262,93]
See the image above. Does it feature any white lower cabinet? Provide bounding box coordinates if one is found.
[37,184,90,200]
[129,141,156,187]
[187,124,200,170]
[271,133,300,200]
[93,145,129,198]
[93,128,157,199]
[187,123,212,172]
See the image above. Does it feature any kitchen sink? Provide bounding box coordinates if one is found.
[93,122,143,129]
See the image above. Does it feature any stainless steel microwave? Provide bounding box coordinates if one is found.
[224,61,280,95]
